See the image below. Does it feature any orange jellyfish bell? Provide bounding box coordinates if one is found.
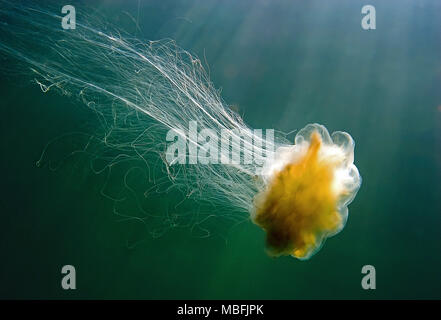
[252,123,361,260]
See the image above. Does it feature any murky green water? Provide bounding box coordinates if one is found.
[0,0,440,299]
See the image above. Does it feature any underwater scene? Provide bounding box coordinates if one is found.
[0,0,440,300]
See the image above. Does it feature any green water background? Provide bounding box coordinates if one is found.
[0,0,440,299]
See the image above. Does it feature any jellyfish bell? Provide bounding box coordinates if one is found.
[252,123,361,260]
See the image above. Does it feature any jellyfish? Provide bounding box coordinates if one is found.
[253,124,361,259]
[0,1,361,259]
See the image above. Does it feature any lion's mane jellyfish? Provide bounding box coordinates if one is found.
[0,2,361,260]
[253,124,361,259]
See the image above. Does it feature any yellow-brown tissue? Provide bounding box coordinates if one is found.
[252,124,361,260]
